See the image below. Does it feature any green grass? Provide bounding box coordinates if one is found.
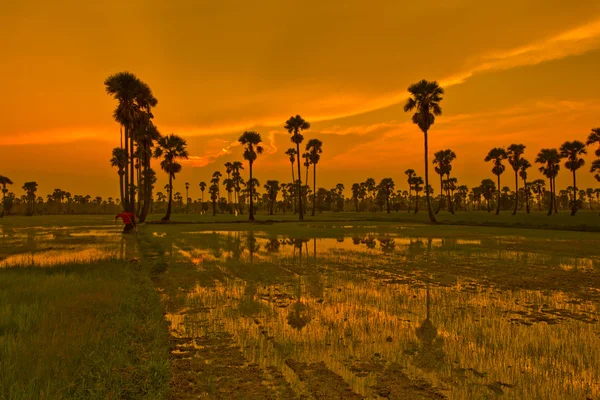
[0,260,170,400]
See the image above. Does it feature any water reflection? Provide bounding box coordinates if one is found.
[153,228,600,399]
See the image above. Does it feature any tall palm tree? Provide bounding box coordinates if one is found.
[154,134,189,221]
[0,175,13,217]
[351,183,361,212]
[285,148,297,212]
[379,178,395,214]
[238,131,263,221]
[284,115,311,220]
[536,148,561,215]
[306,139,323,216]
[404,80,444,223]
[432,149,456,214]
[484,147,508,215]
[405,169,415,213]
[224,162,233,203]
[519,159,531,214]
[586,127,600,157]
[105,72,157,213]
[507,144,526,215]
[559,140,587,216]
[412,176,424,214]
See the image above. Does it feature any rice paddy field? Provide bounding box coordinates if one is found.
[1,213,600,399]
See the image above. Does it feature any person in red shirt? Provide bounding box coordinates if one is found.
[115,212,136,233]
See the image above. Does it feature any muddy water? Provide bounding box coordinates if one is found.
[0,226,134,267]
[152,230,600,399]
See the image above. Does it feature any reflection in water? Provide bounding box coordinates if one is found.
[153,228,600,399]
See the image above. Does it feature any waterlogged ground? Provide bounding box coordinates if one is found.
[0,224,135,267]
[2,218,600,399]
[147,224,600,399]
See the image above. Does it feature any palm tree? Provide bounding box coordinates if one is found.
[484,147,508,215]
[264,180,280,215]
[199,181,206,205]
[306,139,323,216]
[379,178,395,214]
[211,171,222,206]
[209,183,219,216]
[285,148,297,212]
[154,134,189,221]
[110,148,128,209]
[412,176,424,214]
[507,144,526,215]
[519,159,531,214]
[224,162,233,203]
[480,179,496,212]
[404,80,444,223]
[405,169,415,213]
[586,127,600,157]
[22,181,38,216]
[185,182,190,213]
[104,72,157,213]
[560,140,587,215]
[351,183,361,212]
[238,131,263,221]
[0,175,13,217]
[536,148,561,215]
[432,149,456,214]
[284,115,311,220]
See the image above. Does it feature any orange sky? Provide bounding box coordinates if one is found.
[2,1,600,199]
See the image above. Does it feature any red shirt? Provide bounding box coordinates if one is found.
[115,212,135,225]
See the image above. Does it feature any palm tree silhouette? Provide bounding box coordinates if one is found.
[185,182,190,213]
[480,179,496,212]
[519,159,532,213]
[0,175,13,218]
[306,139,323,216]
[351,183,361,212]
[433,149,456,214]
[586,127,600,157]
[285,148,297,213]
[22,181,38,216]
[536,148,561,215]
[485,147,508,215]
[264,180,280,215]
[199,181,206,208]
[507,144,526,215]
[284,115,311,220]
[404,169,415,213]
[238,131,263,221]
[559,140,587,215]
[412,176,424,214]
[404,80,444,224]
[379,178,395,213]
[110,147,128,208]
[154,134,188,221]
[224,161,233,204]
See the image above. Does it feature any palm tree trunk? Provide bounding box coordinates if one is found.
[123,126,130,211]
[495,175,501,215]
[295,145,304,220]
[164,174,173,221]
[415,194,420,214]
[212,199,216,216]
[407,187,411,213]
[119,172,125,211]
[423,131,436,223]
[513,171,519,215]
[249,162,255,221]
[553,178,559,213]
[435,174,443,214]
[129,127,135,213]
[386,193,390,213]
[547,179,553,215]
[523,178,530,213]
[312,164,317,216]
[290,162,296,213]
[571,170,577,216]
[139,150,152,223]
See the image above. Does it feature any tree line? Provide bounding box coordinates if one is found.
[2,76,599,220]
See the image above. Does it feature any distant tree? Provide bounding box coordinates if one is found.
[239,131,263,221]
[411,176,424,214]
[185,182,190,213]
[404,79,444,223]
[154,134,189,221]
[519,159,532,214]
[264,180,280,215]
[404,169,415,213]
[378,178,395,213]
[433,149,456,214]
[484,147,508,215]
[559,140,587,215]
[507,144,526,215]
[22,181,38,216]
[480,179,496,212]
[199,181,206,205]
[0,175,13,217]
[351,183,361,212]
[536,148,561,215]
[284,115,311,220]
[209,183,219,216]
[306,139,323,216]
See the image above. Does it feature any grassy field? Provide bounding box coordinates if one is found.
[0,225,170,399]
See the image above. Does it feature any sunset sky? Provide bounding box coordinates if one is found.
[2,1,600,199]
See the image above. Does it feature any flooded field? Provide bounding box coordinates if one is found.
[2,220,599,399]
[148,225,600,399]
